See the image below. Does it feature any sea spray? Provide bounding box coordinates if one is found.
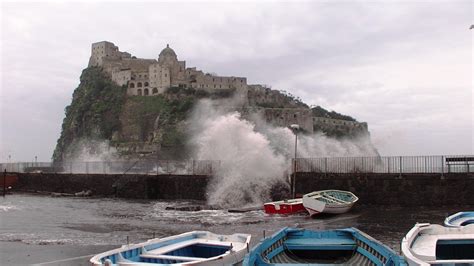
[189,99,379,207]
[190,108,287,207]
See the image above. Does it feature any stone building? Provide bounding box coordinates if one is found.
[89,41,247,96]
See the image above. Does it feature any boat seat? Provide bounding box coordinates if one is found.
[322,194,348,204]
[144,239,233,255]
[284,238,356,250]
[140,253,208,262]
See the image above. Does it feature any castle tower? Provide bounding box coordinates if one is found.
[88,41,130,67]
[157,44,186,87]
[158,44,178,66]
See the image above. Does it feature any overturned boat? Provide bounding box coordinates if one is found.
[244,227,406,265]
[90,231,251,266]
[401,223,474,266]
[302,190,358,216]
[444,211,474,227]
[263,198,305,215]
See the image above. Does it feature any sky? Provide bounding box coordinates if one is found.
[0,0,473,162]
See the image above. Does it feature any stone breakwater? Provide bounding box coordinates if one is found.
[11,172,474,205]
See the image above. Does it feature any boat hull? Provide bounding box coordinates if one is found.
[90,231,251,266]
[302,190,358,216]
[304,203,355,216]
[444,211,474,227]
[402,223,474,266]
[263,199,305,215]
[244,227,406,266]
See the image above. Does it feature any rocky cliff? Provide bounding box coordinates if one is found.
[53,67,372,162]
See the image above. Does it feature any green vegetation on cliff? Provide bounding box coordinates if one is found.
[123,95,194,146]
[53,67,127,161]
[311,105,356,121]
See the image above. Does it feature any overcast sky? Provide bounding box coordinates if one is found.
[1,0,473,162]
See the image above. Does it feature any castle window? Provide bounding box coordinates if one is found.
[139,75,142,78]
[213,78,215,82]
[214,85,216,88]
[153,88,158,94]
[137,82,142,87]
[129,83,135,88]
[144,82,149,87]
[144,88,149,96]
[165,74,167,77]
[137,89,142,96]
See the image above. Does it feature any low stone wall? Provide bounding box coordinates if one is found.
[11,172,474,205]
[294,173,474,206]
[14,173,210,200]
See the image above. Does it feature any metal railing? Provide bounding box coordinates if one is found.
[1,155,472,175]
[296,155,474,174]
[0,160,221,175]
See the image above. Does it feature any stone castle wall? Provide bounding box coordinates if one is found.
[313,117,369,137]
[89,41,248,97]
[88,41,370,140]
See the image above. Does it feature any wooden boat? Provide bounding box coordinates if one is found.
[244,227,406,265]
[90,231,251,266]
[302,190,358,216]
[263,198,305,215]
[401,223,474,266]
[444,211,474,227]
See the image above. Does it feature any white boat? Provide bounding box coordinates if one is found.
[401,223,474,266]
[444,211,474,227]
[90,231,251,266]
[302,190,358,216]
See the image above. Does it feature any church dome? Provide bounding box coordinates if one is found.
[159,44,177,57]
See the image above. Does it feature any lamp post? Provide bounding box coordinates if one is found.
[290,124,299,199]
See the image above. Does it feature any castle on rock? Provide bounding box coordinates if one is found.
[89,41,247,96]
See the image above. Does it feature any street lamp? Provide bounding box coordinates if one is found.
[290,124,299,199]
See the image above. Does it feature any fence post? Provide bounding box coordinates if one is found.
[441,156,444,177]
[466,156,469,173]
[425,156,428,173]
[387,157,391,173]
[324,157,328,176]
[3,169,6,198]
[399,156,402,178]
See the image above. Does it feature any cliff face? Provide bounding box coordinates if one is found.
[53,67,373,162]
[53,67,127,162]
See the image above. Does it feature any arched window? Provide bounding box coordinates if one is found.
[144,82,149,87]
[137,89,142,96]
[152,88,158,94]
[129,83,135,88]
[144,88,149,96]
[137,82,142,87]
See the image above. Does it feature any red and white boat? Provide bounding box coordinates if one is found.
[263,198,306,215]
[302,190,358,216]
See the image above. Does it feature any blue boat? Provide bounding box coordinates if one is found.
[243,227,406,266]
[90,231,251,265]
[444,211,474,227]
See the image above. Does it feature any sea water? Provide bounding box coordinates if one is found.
[0,193,468,254]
